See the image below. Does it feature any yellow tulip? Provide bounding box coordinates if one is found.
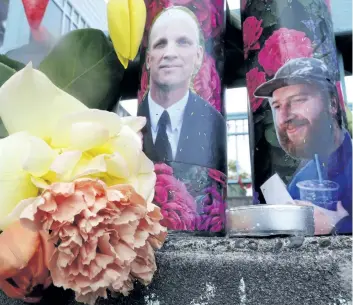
[107,0,147,68]
[0,64,155,228]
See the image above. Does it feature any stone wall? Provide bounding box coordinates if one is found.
[0,234,351,305]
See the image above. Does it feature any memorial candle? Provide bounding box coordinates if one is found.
[138,0,227,234]
[241,0,352,236]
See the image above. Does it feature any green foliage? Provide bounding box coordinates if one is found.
[39,29,124,110]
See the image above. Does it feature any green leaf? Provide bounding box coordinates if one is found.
[0,55,25,71]
[39,29,124,110]
[0,63,16,86]
[0,63,16,138]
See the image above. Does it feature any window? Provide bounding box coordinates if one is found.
[61,0,87,34]
[41,0,63,38]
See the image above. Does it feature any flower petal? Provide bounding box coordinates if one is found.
[121,116,146,132]
[50,151,82,177]
[51,110,121,148]
[0,64,87,141]
[0,221,40,280]
[0,133,38,230]
[22,136,58,177]
[70,122,110,152]
[105,153,130,179]
[71,154,107,180]
[110,126,142,175]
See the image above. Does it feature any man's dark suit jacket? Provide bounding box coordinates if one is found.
[137,90,227,173]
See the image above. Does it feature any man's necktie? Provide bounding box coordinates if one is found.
[155,110,173,161]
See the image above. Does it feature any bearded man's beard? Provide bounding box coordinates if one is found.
[276,112,335,160]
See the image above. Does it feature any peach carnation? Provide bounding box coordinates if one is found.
[20,179,167,305]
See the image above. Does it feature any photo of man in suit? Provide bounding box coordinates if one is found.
[255,57,352,234]
[137,6,226,173]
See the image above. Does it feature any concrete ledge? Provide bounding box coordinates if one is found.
[0,234,352,305]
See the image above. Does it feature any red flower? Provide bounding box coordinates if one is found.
[138,65,149,103]
[258,28,314,76]
[246,67,267,112]
[193,54,221,112]
[22,0,49,29]
[208,169,226,186]
[243,16,263,60]
[153,164,197,231]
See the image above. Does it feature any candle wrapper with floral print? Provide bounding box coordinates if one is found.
[241,0,352,236]
[136,0,228,235]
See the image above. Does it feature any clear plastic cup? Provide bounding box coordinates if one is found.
[296,180,339,211]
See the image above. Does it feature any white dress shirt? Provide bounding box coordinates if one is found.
[148,91,189,159]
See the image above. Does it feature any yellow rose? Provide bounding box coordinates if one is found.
[0,64,155,229]
[107,0,147,68]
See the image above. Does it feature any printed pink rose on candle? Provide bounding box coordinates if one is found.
[154,164,197,231]
[258,28,314,76]
[246,67,267,112]
[196,186,225,232]
[243,16,263,60]
[194,54,221,112]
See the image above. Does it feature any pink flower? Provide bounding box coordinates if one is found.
[208,169,226,186]
[243,16,263,60]
[193,54,221,112]
[258,28,314,76]
[138,65,149,103]
[154,164,197,231]
[155,163,174,175]
[20,179,167,305]
[196,187,225,232]
[246,67,267,112]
